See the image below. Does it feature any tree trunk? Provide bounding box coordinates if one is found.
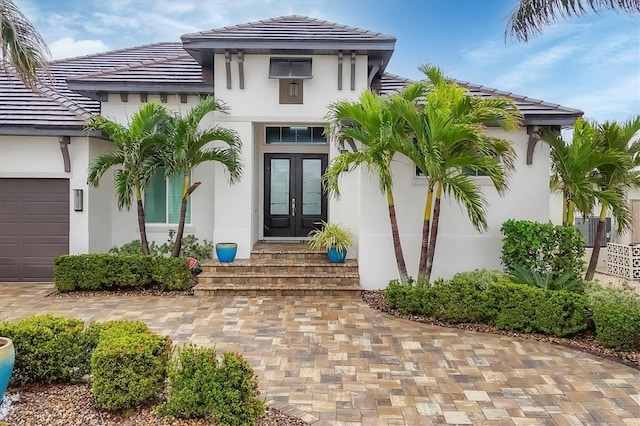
[585,206,607,281]
[171,179,201,258]
[425,183,442,281]
[387,189,408,283]
[135,184,150,255]
[417,185,434,282]
[567,200,575,226]
[562,195,569,226]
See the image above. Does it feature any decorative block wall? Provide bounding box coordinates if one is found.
[607,243,640,279]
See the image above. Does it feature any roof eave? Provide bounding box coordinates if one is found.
[0,125,100,137]
[523,112,584,127]
[66,80,214,100]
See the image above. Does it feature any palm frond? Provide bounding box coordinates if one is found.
[87,152,125,186]
[506,0,640,42]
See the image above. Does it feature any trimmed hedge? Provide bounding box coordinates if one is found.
[160,346,264,425]
[54,254,192,292]
[91,328,171,411]
[0,315,91,386]
[586,285,640,351]
[385,275,589,337]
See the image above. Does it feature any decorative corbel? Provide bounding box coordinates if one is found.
[120,93,128,103]
[58,136,71,173]
[225,50,232,89]
[337,51,343,90]
[237,50,244,89]
[367,62,380,88]
[526,125,540,165]
[350,51,356,90]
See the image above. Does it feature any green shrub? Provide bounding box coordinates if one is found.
[586,285,640,351]
[384,279,430,314]
[54,254,192,292]
[423,278,489,324]
[450,269,507,289]
[161,345,263,425]
[501,219,585,281]
[84,320,152,352]
[152,257,193,291]
[109,231,213,261]
[91,329,171,411]
[484,281,588,336]
[0,315,91,386]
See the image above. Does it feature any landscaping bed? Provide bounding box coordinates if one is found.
[1,384,305,426]
[362,289,640,371]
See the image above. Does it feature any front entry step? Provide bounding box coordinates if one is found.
[193,242,361,296]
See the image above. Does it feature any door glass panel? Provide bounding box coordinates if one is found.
[270,159,290,215]
[302,159,321,215]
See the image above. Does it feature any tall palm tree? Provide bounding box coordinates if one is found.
[585,115,640,280]
[391,66,521,281]
[87,102,170,255]
[160,96,242,257]
[0,0,50,88]
[507,0,640,42]
[324,86,424,283]
[545,118,628,228]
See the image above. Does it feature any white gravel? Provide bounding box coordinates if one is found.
[0,392,20,422]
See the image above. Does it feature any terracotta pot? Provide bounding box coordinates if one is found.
[0,337,15,401]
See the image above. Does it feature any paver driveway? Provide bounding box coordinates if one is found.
[2,283,640,425]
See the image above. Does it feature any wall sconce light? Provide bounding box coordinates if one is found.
[73,189,83,212]
[289,80,298,97]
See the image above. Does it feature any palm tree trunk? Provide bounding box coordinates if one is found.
[425,183,442,281]
[567,200,575,226]
[417,184,434,282]
[562,196,569,226]
[585,206,607,281]
[135,184,150,255]
[171,177,201,258]
[386,189,408,282]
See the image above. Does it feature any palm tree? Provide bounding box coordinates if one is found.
[390,66,521,281]
[324,86,424,283]
[585,115,640,280]
[0,0,51,88]
[87,102,170,255]
[545,118,628,228]
[160,96,242,257]
[507,0,640,42]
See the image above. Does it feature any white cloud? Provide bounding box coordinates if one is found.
[561,75,640,122]
[49,37,110,60]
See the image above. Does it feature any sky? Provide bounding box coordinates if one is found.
[16,0,640,123]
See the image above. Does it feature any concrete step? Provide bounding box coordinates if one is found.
[201,259,358,275]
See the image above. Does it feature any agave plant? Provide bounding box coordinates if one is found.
[509,264,584,293]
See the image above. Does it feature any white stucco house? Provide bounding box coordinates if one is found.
[0,16,583,287]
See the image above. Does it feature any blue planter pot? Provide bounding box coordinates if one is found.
[0,337,15,402]
[327,247,347,263]
[216,243,238,263]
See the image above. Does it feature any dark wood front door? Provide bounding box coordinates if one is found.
[264,153,327,237]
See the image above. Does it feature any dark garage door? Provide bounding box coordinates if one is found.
[0,179,69,282]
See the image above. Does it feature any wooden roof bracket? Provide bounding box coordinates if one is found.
[58,136,71,173]
[526,125,540,165]
[237,50,245,89]
[225,50,232,89]
[337,51,343,90]
[350,51,356,90]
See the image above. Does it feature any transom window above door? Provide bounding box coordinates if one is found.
[266,126,326,144]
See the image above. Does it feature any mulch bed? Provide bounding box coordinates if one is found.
[361,289,640,371]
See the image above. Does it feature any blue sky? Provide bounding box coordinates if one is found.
[17,0,640,122]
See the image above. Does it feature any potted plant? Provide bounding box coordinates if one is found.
[215,242,238,263]
[308,221,356,263]
[0,337,15,402]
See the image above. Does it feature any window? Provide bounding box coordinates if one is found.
[269,58,312,79]
[266,126,326,144]
[144,168,190,224]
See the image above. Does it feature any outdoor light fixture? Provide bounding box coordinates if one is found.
[73,189,83,212]
[289,81,298,97]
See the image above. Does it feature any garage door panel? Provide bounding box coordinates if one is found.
[0,178,69,282]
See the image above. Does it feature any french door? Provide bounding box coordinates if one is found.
[264,153,328,237]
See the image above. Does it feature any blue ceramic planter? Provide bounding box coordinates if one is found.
[0,337,15,402]
[327,247,347,263]
[216,243,238,263]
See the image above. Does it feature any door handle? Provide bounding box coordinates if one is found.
[292,198,296,217]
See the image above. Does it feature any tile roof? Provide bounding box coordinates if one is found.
[181,15,396,43]
[380,73,583,124]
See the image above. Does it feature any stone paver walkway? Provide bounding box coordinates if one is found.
[2,283,640,425]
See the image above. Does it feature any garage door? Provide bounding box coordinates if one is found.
[0,179,69,282]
